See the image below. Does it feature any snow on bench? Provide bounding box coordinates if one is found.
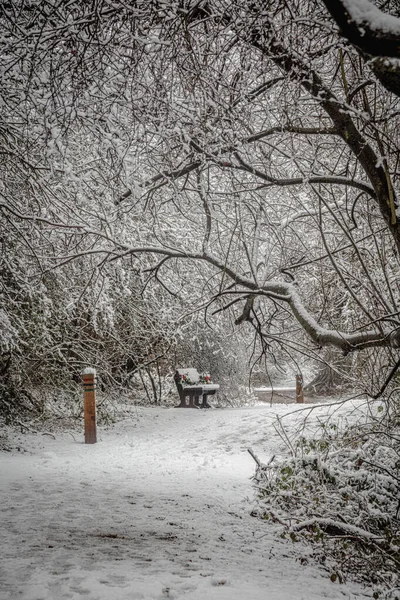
[174,368,219,409]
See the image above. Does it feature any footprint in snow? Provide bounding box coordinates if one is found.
[211,577,228,586]
[41,451,57,461]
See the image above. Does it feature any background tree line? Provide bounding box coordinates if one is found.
[1,0,400,418]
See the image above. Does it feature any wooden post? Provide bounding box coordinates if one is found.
[83,368,97,444]
[296,374,304,403]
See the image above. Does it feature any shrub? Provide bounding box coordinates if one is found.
[253,399,400,597]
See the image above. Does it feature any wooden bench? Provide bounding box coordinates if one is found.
[174,368,219,408]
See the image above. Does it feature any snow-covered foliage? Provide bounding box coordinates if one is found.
[1,0,400,407]
[0,309,17,355]
[2,3,400,594]
[253,400,400,595]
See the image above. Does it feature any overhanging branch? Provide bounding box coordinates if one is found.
[111,244,400,353]
[322,0,400,97]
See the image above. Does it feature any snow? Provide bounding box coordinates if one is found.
[183,384,220,391]
[342,0,400,36]
[83,367,97,375]
[253,387,295,392]
[0,404,369,599]
[176,368,201,384]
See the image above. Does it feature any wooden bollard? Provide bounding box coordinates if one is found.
[296,374,304,403]
[83,368,97,444]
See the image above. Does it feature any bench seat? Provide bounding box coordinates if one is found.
[182,384,220,392]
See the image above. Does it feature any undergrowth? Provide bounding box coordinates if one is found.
[252,396,400,598]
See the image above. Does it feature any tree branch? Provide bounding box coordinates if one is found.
[109,244,400,352]
[322,0,400,59]
[232,153,376,198]
[321,0,400,97]
[242,12,400,251]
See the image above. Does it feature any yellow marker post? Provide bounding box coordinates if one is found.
[83,368,97,444]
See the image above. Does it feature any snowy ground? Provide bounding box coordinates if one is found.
[1,402,372,600]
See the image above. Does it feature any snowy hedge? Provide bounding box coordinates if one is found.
[253,400,400,597]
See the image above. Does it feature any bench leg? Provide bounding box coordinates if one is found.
[188,392,200,409]
[175,389,202,408]
[175,397,187,408]
[199,393,212,409]
[175,390,187,408]
[175,393,198,408]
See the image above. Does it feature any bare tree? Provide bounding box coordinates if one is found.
[1,0,400,398]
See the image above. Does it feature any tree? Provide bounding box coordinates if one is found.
[1,0,400,399]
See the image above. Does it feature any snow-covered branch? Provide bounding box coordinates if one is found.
[242,11,400,252]
[113,245,400,353]
[232,153,375,198]
[322,0,400,97]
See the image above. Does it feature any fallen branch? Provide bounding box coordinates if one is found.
[291,517,388,546]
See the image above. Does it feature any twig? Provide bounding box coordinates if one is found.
[16,420,37,434]
[269,509,289,527]
[274,415,296,456]
[373,356,400,399]
[247,447,263,468]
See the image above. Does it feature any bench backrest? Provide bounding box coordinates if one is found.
[175,368,200,384]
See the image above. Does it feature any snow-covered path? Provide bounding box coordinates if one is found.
[1,405,369,600]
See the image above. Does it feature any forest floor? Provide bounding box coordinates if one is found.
[0,401,372,600]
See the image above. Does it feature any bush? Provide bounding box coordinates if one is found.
[253,398,400,597]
